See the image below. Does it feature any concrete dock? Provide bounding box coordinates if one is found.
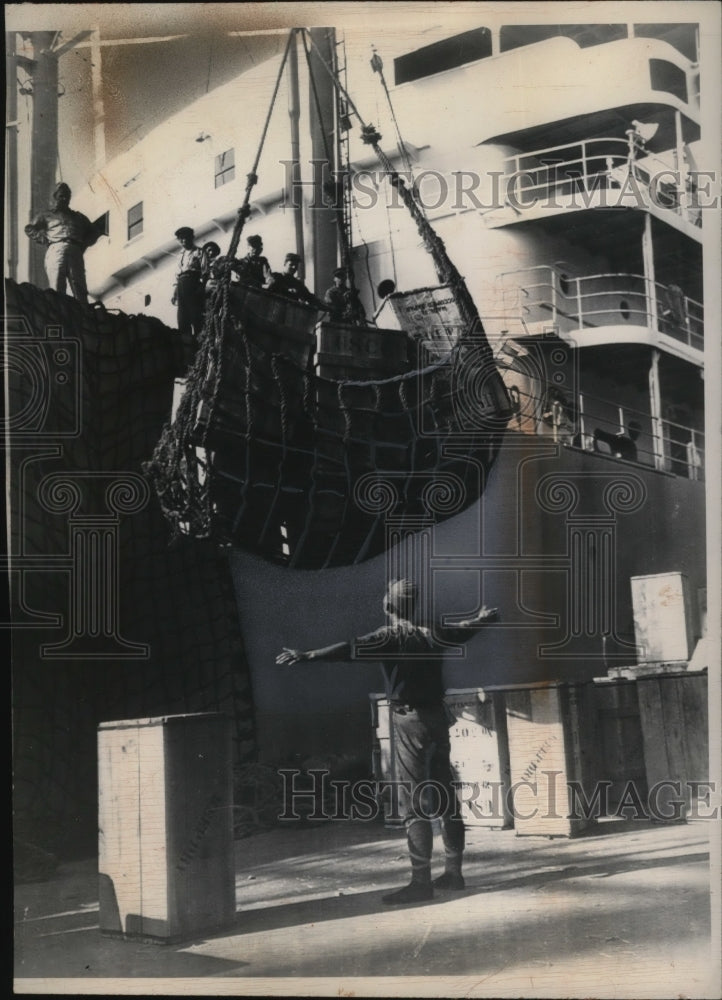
[14,817,720,997]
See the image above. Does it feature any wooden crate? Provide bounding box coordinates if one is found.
[445,688,512,828]
[631,572,696,663]
[504,683,596,837]
[316,321,410,381]
[592,679,648,809]
[98,712,235,942]
[636,671,709,819]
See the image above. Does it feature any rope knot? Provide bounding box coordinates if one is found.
[361,124,382,146]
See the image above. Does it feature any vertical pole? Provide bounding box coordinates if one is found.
[5,31,19,281]
[308,27,339,297]
[641,212,658,331]
[576,275,583,330]
[673,108,688,221]
[578,392,586,448]
[90,27,106,171]
[649,348,665,471]
[287,31,305,269]
[27,31,59,288]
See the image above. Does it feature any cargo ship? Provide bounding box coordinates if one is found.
[6,14,712,854]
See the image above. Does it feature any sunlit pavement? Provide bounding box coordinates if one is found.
[14,818,719,997]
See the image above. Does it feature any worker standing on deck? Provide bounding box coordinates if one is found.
[201,241,222,301]
[235,234,272,287]
[24,183,102,303]
[172,227,205,360]
[324,267,349,321]
[265,252,327,310]
[324,267,368,325]
[276,579,499,905]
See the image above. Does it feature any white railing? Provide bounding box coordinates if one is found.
[502,136,702,227]
[503,378,705,480]
[498,265,704,352]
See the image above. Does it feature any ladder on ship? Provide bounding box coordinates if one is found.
[334,34,355,276]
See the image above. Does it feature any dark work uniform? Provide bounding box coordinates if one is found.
[236,253,271,288]
[324,284,347,322]
[324,283,367,324]
[174,246,205,362]
[351,621,475,885]
[266,271,324,309]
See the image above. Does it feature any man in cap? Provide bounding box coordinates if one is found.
[324,266,367,325]
[324,266,349,322]
[200,241,222,303]
[172,226,205,360]
[265,252,327,310]
[234,234,272,288]
[276,578,499,905]
[25,183,103,303]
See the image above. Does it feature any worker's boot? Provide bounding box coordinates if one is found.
[382,817,434,905]
[434,812,465,890]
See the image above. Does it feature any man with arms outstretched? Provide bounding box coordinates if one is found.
[276,578,498,905]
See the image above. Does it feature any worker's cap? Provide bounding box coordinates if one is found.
[202,241,221,256]
[333,267,347,279]
[53,183,71,198]
[384,578,418,618]
[247,235,263,247]
[284,252,301,264]
[175,226,195,239]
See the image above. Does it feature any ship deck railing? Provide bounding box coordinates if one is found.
[497,265,703,352]
[505,380,705,482]
[502,137,702,228]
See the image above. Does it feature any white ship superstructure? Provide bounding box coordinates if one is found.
[73,20,705,484]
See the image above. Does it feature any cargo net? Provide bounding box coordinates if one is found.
[6,280,256,865]
[145,281,511,570]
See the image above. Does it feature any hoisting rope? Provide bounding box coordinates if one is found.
[369,47,419,204]
[226,29,297,263]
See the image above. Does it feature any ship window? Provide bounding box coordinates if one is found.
[94,211,109,238]
[215,148,235,188]
[500,24,627,52]
[649,59,687,102]
[634,24,698,63]
[394,28,491,85]
[127,202,143,241]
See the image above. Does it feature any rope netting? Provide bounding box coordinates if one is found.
[6,280,256,862]
[144,283,510,570]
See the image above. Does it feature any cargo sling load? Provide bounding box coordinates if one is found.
[146,29,513,570]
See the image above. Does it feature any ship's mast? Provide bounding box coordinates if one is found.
[306,28,340,292]
[287,31,305,267]
[303,30,487,343]
[15,31,61,287]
